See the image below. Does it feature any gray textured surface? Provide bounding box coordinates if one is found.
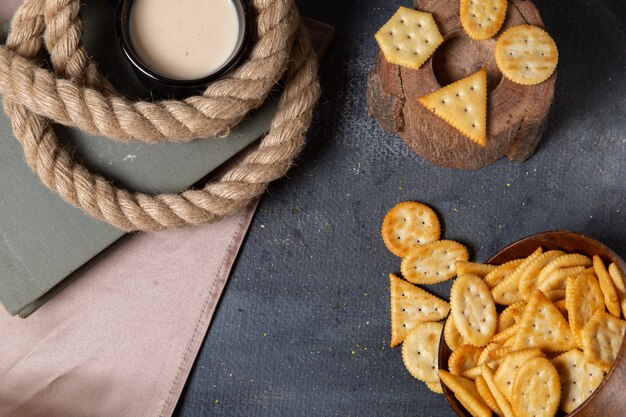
[0,0,276,315]
[175,0,625,416]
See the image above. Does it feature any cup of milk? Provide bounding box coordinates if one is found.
[116,0,250,97]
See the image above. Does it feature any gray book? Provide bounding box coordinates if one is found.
[0,2,287,316]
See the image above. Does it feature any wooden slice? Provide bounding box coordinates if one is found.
[367,0,556,170]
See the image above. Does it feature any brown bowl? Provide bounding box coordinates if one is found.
[438,230,626,417]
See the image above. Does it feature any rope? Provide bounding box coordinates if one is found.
[1,0,320,231]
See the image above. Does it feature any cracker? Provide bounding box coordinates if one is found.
[544,288,566,302]
[551,349,605,413]
[374,7,443,70]
[580,309,626,371]
[507,301,527,323]
[608,263,626,317]
[536,253,591,285]
[426,380,444,394]
[456,261,496,278]
[451,274,498,346]
[511,357,561,417]
[512,290,575,352]
[444,317,466,351]
[389,273,449,347]
[537,265,587,293]
[483,259,523,289]
[417,68,488,147]
[481,365,516,417]
[381,201,441,257]
[485,346,512,361]
[554,299,567,317]
[490,322,520,345]
[449,344,484,376]
[438,370,492,417]
[566,273,605,346]
[460,0,507,41]
[495,25,558,85]
[475,375,502,416]
[478,342,503,365]
[593,255,621,317]
[518,250,565,300]
[494,348,544,402]
[497,304,517,333]
[492,247,543,305]
[402,322,443,382]
[401,240,469,284]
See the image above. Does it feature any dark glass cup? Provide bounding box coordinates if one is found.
[115,0,250,98]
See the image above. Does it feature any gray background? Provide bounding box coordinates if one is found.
[175,0,625,416]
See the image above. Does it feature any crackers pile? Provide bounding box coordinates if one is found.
[381,201,626,416]
[373,3,559,149]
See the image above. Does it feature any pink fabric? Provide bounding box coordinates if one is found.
[0,203,258,417]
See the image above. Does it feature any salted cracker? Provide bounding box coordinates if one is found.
[551,349,605,413]
[566,273,605,346]
[448,344,484,376]
[451,274,497,346]
[495,25,558,85]
[381,201,441,257]
[494,348,544,402]
[511,357,561,417]
[402,322,443,383]
[580,310,626,371]
[417,68,488,147]
[460,0,507,40]
[438,370,492,417]
[593,255,621,317]
[374,7,443,70]
[512,290,575,352]
[483,258,523,289]
[401,240,469,284]
[608,263,626,317]
[444,317,466,352]
[389,273,449,347]
[492,247,543,305]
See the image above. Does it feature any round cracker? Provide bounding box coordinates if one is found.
[448,344,483,376]
[401,240,469,284]
[381,201,440,257]
[444,316,465,351]
[451,274,497,346]
[495,25,558,86]
[402,322,443,383]
[426,379,444,394]
[511,357,561,417]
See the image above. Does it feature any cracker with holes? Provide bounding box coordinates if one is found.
[580,310,626,371]
[444,316,465,352]
[401,240,469,284]
[389,273,449,347]
[593,255,622,317]
[566,273,605,346]
[608,263,626,316]
[418,68,488,147]
[402,322,443,383]
[448,344,483,376]
[374,7,443,70]
[381,201,441,257]
[512,290,575,352]
[451,274,497,346]
[438,370,492,417]
[495,25,558,85]
[551,349,605,413]
[511,357,561,417]
[460,0,507,40]
[492,247,543,305]
[494,348,544,402]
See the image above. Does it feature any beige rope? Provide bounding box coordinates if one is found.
[1,0,320,231]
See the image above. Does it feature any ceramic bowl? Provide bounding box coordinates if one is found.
[438,230,626,417]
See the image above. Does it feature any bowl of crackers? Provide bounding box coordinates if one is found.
[438,231,626,417]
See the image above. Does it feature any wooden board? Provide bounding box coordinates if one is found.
[367,0,556,169]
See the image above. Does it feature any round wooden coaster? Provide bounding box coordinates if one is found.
[367,0,556,170]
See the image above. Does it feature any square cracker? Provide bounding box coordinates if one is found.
[374,7,443,70]
[551,349,605,413]
[580,310,626,371]
[418,68,488,147]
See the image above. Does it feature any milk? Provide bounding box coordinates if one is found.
[129,0,240,80]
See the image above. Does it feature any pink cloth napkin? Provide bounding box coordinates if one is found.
[0,202,258,417]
